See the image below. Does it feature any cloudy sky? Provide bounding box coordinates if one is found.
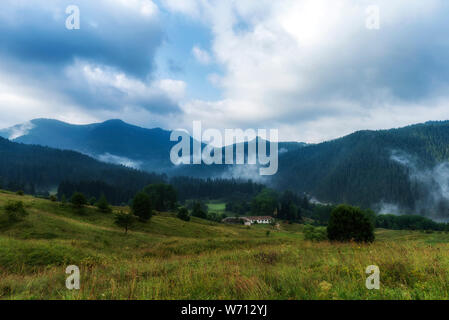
[0,0,449,142]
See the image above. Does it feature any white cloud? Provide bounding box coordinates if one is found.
[165,0,449,142]
[161,0,202,17]
[6,121,35,140]
[1,0,449,144]
[111,0,159,17]
[192,46,212,65]
[68,61,186,102]
[98,153,142,169]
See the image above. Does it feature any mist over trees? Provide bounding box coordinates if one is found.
[275,121,449,218]
[6,120,449,222]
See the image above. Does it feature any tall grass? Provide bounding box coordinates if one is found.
[1,192,449,299]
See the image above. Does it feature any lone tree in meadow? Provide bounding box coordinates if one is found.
[327,204,375,243]
[96,194,112,213]
[114,211,136,234]
[131,192,153,222]
[71,192,87,209]
[177,207,190,222]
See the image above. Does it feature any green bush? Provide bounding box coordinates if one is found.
[177,207,190,222]
[327,205,375,243]
[303,225,327,241]
[4,201,28,223]
[71,192,87,209]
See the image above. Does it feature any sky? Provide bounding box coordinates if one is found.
[0,0,449,143]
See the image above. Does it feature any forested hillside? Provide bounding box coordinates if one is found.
[0,137,164,195]
[275,121,449,219]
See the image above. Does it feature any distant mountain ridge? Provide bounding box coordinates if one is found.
[0,119,306,175]
[0,118,175,172]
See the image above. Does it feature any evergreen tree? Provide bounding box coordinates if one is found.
[61,194,67,206]
[96,194,112,213]
[251,189,278,216]
[191,201,207,219]
[278,191,301,221]
[88,197,97,206]
[131,192,153,222]
[71,192,87,209]
[144,183,177,211]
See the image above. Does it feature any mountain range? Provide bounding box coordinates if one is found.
[0,118,305,177]
[2,118,449,218]
[0,119,174,172]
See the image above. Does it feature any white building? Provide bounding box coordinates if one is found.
[222,216,274,226]
[244,216,274,225]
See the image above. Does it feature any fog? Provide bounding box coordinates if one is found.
[383,150,449,220]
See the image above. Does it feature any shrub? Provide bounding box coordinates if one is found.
[71,192,87,209]
[327,205,375,243]
[132,192,153,222]
[49,195,57,202]
[207,212,227,223]
[16,190,24,196]
[254,252,279,265]
[177,207,190,222]
[4,201,28,222]
[304,224,328,241]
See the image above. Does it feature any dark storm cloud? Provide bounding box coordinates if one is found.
[0,0,182,116]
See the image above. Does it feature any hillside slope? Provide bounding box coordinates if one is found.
[0,136,164,196]
[275,121,449,218]
[1,191,449,299]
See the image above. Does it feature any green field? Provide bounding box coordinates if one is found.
[206,202,227,214]
[1,191,449,300]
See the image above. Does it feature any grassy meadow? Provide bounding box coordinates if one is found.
[1,191,449,300]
